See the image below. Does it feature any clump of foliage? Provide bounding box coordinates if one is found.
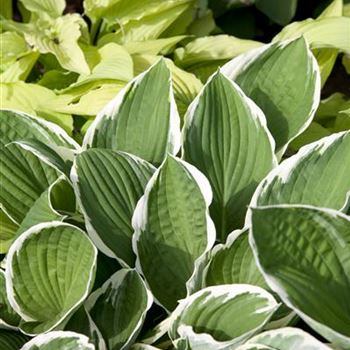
[0,0,350,350]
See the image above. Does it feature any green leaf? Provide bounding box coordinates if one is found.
[19,0,65,18]
[86,269,153,350]
[0,32,30,66]
[6,222,97,335]
[273,17,350,54]
[0,110,77,223]
[0,210,18,253]
[84,59,181,165]
[20,331,95,350]
[250,205,350,349]
[174,35,263,82]
[169,284,278,350]
[182,71,276,239]
[131,345,161,350]
[23,14,90,74]
[133,155,215,311]
[222,37,321,154]
[0,330,28,350]
[255,0,298,25]
[0,270,21,328]
[236,327,332,350]
[253,132,350,212]
[72,149,155,266]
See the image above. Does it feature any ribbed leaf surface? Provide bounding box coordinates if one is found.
[182,71,276,240]
[72,149,155,266]
[251,205,350,349]
[6,222,97,335]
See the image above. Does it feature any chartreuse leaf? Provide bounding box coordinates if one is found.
[0,330,28,350]
[71,149,155,266]
[174,35,263,82]
[0,32,30,66]
[19,0,65,18]
[222,37,321,154]
[236,327,332,350]
[86,269,153,350]
[252,132,350,212]
[0,270,21,328]
[5,222,97,335]
[132,155,215,311]
[0,110,77,224]
[250,205,350,349]
[24,14,90,75]
[20,331,95,350]
[0,209,18,253]
[84,59,181,165]
[169,284,278,350]
[182,71,276,240]
[273,17,350,55]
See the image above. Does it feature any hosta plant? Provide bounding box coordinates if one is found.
[0,36,349,350]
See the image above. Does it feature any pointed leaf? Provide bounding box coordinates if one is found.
[6,222,97,335]
[250,205,350,348]
[169,284,278,350]
[72,149,155,266]
[132,156,215,311]
[222,37,321,153]
[84,59,181,165]
[182,72,276,240]
[86,269,153,350]
[20,331,95,350]
[252,132,350,212]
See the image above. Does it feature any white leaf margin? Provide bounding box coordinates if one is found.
[20,331,95,350]
[221,38,321,154]
[82,58,181,157]
[168,284,279,350]
[70,150,156,267]
[5,221,97,335]
[181,69,278,167]
[132,155,216,312]
[248,204,350,349]
[85,268,153,350]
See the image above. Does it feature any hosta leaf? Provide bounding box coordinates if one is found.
[0,270,21,328]
[221,37,321,153]
[174,35,263,82]
[236,327,332,350]
[6,222,97,335]
[72,149,155,266]
[169,284,278,350]
[84,59,181,165]
[19,0,65,18]
[273,17,350,54]
[0,110,77,223]
[24,14,90,75]
[0,32,29,66]
[255,0,298,25]
[64,306,107,350]
[132,156,215,311]
[182,71,276,239]
[250,205,350,348]
[0,330,28,350]
[0,209,18,253]
[86,269,153,350]
[131,345,160,350]
[20,331,95,350]
[252,132,350,212]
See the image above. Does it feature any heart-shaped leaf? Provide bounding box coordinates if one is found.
[72,149,155,266]
[182,71,276,240]
[133,155,215,311]
[169,284,278,350]
[221,37,321,154]
[84,59,181,165]
[250,205,350,349]
[6,222,97,335]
